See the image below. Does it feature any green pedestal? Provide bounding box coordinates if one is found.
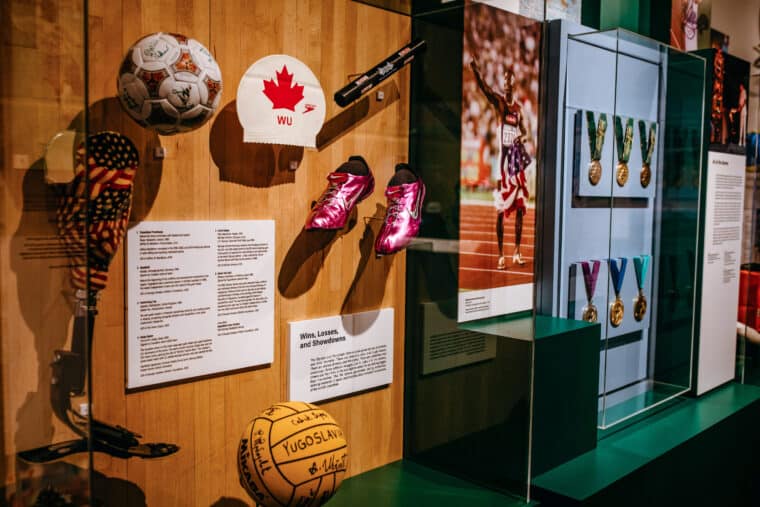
[532,316,600,476]
[460,315,601,478]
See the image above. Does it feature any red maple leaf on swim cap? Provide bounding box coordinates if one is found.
[262,65,304,111]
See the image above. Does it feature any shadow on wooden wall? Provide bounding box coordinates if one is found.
[9,162,69,454]
[317,81,401,151]
[341,203,395,321]
[278,212,360,299]
[209,101,303,188]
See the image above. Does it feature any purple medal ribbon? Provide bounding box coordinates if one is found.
[580,260,601,303]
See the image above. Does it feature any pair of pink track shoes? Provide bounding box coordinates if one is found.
[304,156,425,255]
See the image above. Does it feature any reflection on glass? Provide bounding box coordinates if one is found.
[737,73,760,386]
[406,3,535,501]
[2,0,91,503]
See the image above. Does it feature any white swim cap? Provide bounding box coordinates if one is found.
[236,54,326,148]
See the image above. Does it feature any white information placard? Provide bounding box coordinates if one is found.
[289,309,393,403]
[422,301,496,375]
[697,152,745,395]
[127,220,274,389]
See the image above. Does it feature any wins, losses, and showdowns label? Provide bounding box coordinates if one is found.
[288,309,394,403]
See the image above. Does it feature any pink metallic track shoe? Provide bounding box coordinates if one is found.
[374,163,425,255]
[305,156,375,230]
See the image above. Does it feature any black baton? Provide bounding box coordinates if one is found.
[334,39,427,107]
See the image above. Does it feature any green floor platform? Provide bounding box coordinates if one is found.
[533,382,760,506]
[331,383,760,506]
[329,460,530,506]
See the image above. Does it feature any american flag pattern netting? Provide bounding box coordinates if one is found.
[16,131,180,464]
[56,132,138,292]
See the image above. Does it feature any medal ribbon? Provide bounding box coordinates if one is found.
[633,255,650,291]
[580,260,600,303]
[586,111,607,160]
[614,116,633,163]
[608,257,627,297]
[637,120,656,165]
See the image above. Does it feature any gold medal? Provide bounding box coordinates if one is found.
[610,297,624,327]
[634,292,647,321]
[632,255,650,323]
[640,163,651,188]
[616,161,628,186]
[580,260,601,325]
[582,303,598,323]
[588,160,602,185]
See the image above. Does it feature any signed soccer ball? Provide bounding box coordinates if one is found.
[117,32,222,135]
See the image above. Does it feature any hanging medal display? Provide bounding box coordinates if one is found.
[638,121,656,188]
[614,116,633,187]
[633,255,650,322]
[586,111,607,186]
[608,257,627,327]
[580,260,601,323]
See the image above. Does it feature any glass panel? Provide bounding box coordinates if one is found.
[84,1,417,505]
[738,73,760,386]
[404,2,538,501]
[1,0,91,503]
[564,28,705,429]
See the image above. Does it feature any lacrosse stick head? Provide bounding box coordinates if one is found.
[57,132,139,295]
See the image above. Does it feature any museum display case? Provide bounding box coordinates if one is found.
[403,3,590,503]
[6,1,755,506]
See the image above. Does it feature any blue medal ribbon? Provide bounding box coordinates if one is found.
[608,257,627,297]
[633,255,650,291]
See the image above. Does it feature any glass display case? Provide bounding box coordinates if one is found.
[4,0,416,505]
[4,1,739,506]
[537,24,706,429]
[404,3,590,503]
[403,2,533,501]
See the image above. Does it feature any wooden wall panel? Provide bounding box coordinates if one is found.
[87,1,410,505]
[2,0,410,504]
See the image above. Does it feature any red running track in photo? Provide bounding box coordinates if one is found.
[458,203,535,291]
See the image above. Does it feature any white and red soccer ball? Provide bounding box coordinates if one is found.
[117,32,222,135]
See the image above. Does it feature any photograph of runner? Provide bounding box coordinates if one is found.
[458,3,541,321]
